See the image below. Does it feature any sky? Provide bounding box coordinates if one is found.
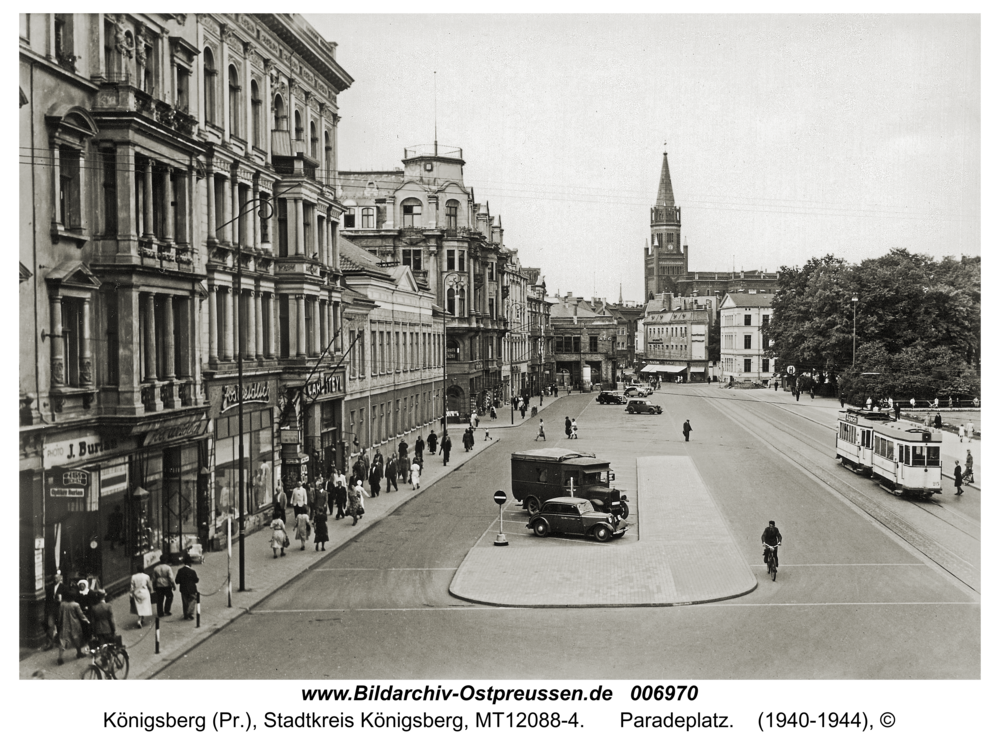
[306,13,980,303]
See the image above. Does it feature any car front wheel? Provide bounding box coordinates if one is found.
[532,520,550,537]
[592,525,611,542]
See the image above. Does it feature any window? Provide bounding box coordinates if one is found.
[54,14,74,67]
[324,131,333,185]
[294,109,303,143]
[446,200,459,230]
[744,314,752,326]
[203,48,217,125]
[310,121,318,159]
[177,67,190,111]
[762,314,769,327]
[402,248,422,271]
[141,37,155,94]
[228,65,241,138]
[58,146,82,228]
[250,79,262,147]
[343,208,355,229]
[273,93,285,131]
[446,249,456,271]
[401,198,422,228]
[259,193,270,243]
[277,199,288,256]
[743,358,752,373]
[61,297,85,387]
[104,291,119,385]
[101,148,117,235]
[447,288,456,316]
[303,203,313,255]
[458,251,466,272]
[762,358,770,373]
[589,336,598,352]
[361,208,374,229]
[744,334,752,349]
[457,288,467,316]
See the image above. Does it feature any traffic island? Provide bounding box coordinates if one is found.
[449,456,757,607]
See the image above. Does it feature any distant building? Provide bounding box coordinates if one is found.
[719,292,776,382]
[638,295,712,383]
[548,294,618,388]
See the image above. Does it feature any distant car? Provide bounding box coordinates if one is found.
[525,497,628,542]
[596,391,627,405]
[626,399,662,415]
[624,385,653,398]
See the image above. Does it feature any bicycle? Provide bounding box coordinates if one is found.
[962,467,975,485]
[763,543,780,582]
[80,637,129,680]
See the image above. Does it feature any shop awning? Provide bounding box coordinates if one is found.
[641,364,688,374]
[688,366,705,373]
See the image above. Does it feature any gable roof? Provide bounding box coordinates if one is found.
[337,235,393,279]
[721,292,775,308]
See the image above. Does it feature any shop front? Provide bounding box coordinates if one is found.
[300,370,345,481]
[208,376,278,541]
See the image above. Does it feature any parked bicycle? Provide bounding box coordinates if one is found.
[80,637,129,680]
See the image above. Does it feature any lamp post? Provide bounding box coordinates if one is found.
[851,296,858,368]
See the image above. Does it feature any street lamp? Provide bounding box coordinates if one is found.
[851,296,859,367]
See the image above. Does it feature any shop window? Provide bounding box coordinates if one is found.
[215,409,274,523]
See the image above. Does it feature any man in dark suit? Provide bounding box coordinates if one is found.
[175,556,200,620]
[43,572,66,650]
[87,589,117,646]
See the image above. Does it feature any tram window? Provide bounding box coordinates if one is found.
[898,444,905,463]
[927,446,940,466]
[862,431,871,448]
[911,446,925,466]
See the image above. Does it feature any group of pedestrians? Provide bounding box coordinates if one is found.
[45,576,119,665]
[563,416,579,439]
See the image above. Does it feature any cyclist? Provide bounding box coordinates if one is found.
[761,520,783,568]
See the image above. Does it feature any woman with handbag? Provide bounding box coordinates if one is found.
[270,516,288,558]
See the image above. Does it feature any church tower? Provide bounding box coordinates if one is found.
[644,151,686,300]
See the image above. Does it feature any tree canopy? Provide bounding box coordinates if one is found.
[765,249,980,399]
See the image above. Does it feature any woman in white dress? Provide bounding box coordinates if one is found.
[129,568,154,628]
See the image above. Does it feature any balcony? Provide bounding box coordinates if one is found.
[404,144,463,160]
[94,80,198,136]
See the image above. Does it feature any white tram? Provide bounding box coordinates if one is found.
[836,409,942,496]
[836,407,892,475]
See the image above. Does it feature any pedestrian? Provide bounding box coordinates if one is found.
[274,481,287,513]
[352,457,366,486]
[535,419,546,441]
[484,427,492,441]
[933,397,939,409]
[313,504,329,551]
[75,580,95,640]
[349,479,367,526]
[398,439,409,462]
[948,396,953,408]
[866,397,872,410]
[411,458,422,489]
[427,430,438,455]
[333,476,348,520]
[399,452,411,485]
[294,510,312,550]
[973,397,979,407]
[270,515,288,557]
[87,589,116,645]
[965,449,974,484]
[151,555,175,618]
[56,589,88,665]
[463,427,475,452]
[839,393,845,408]
[910,397,916,408]
[415,435,425,461]
[291,479,309,516]
[174,556,200,620]
[934,413,942,430]
[888,397,894,411]
[565,416,572,439]
[314,478,328,514]
[272,499,286,526]
[966,421,975,440]
[571,418,579,439]
[683,419,692,442]
[958,424,965,443]
[442,433,452,466]
[490,405,497,420]
[385,455,398,492]
[954,460,964,496]
[894,402,901,421]
[520,402,527,419]
[923,413,932,428]
[129,565,154,628]
[42,572,66,650]
[368,459,382,497]
[795,388,800,401]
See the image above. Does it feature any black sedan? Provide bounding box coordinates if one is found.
[526,497,628,542]
[596,391,627,405]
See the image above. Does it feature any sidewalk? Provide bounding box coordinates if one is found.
[20,430,508,680]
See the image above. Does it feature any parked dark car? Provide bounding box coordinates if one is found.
[526,497,627,542]
[625,398,662,414]
[596,391,627,405]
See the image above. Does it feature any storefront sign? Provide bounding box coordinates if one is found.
[44,433,136,467]
[221,380,272,412]
[135,414,209,447]
[279,429,301,444]
[48,466,94,512]
[302,372,344,400]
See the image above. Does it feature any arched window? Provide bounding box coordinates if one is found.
[203,47,217,125]
[273,93,285,131]
[250,79,262,147]
[361,207,374,229]
[447,288,456,316]
[400,198,422,228]
[310,121,318,159]
[294,109,303,143]
[228,65,241,138]
[446,199,460,230]
[458,288,467,317]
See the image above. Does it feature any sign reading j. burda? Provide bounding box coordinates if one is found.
[221,380,272,412]
[44,434,136,467]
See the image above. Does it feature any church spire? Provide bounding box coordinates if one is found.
[656,150,675,208]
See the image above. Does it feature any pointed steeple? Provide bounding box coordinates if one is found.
[656,151,675,208]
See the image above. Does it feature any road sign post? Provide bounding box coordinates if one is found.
[493,490,508,546]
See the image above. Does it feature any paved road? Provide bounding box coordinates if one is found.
[157,386,979,679]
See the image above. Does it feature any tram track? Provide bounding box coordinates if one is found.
[699,392,980,595]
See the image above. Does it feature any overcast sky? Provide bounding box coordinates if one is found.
[307,13,980,303]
